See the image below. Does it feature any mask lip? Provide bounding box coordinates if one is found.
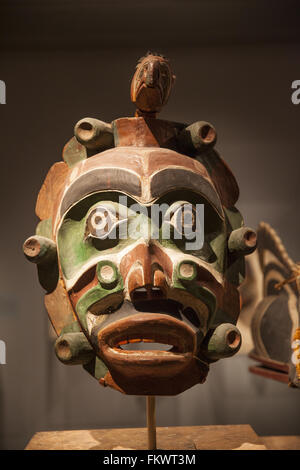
[98,312,196,358]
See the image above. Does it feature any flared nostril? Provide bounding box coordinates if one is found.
[134,287,147,294]
[130,286,148,303]
[131,285,165,303]
[151,287,162,292]
[149,286,164,298]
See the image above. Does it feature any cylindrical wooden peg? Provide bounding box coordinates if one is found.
[228,227,257,255]
[74,118,114,150]
[23,235,57,264]
[146,396,157,450]
[55,332,95,365]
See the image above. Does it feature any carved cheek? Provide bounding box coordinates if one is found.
[69,265,99,310]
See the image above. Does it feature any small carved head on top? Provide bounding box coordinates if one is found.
[130,52,176,117]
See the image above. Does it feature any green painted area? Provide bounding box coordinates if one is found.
[58,217,103,279]
[58,322,108,380]
[58,191,229,280]
[83,356,108,381]
[224,206,244,232]
[76,276,123,330]
[173,262,217,324]
[97,260,119,288]
[159,203,226,274]
[94,357,108,379]
[223,206,246,286]
[209,231,226,273]
[177,260,198,281]
[57,191,244,346]
[206,323,241,360]
[36,218,53,239]
[58,197,137,280]
[60,321,81,335]
[63,136,87,168]
[159,228,226,275]
[54,189,250,379]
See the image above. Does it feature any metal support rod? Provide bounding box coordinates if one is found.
[146,396,157,450]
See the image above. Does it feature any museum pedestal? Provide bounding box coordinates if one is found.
[24,424,300,450]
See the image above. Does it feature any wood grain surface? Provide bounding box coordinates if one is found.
[25,424,300,450]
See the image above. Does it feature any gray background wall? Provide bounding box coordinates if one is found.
[0,0,300,450]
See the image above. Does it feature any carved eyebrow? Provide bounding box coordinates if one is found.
[60,168,142,217]
[150,168,223,218]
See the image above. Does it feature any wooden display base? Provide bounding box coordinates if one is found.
[24,424,300,450]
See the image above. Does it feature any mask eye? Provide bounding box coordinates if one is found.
[85,206,126,240]
[169,204,197,240]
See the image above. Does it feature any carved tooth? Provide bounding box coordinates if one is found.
[143,339,155,343]
[118,340,128,345]
[128,338,141,343]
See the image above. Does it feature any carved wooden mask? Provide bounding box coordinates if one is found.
[23,54,257,396]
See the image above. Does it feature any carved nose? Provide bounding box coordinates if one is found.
[120,243,168,300]
[128,264,168,302]
[127,262,152,298]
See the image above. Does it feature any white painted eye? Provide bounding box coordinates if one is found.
[169,204,197,239]
[91,209,108,231]
[85,206,126,240]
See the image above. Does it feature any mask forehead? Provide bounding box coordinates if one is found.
[54,146,223,234]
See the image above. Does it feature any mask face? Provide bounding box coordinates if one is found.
[24,56,257,396]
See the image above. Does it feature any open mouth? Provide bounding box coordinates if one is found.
[87,290,207,363]
[89,298,209,395]
[98,312,196,361]
[118,340,173,353]
[96,312,208,395]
